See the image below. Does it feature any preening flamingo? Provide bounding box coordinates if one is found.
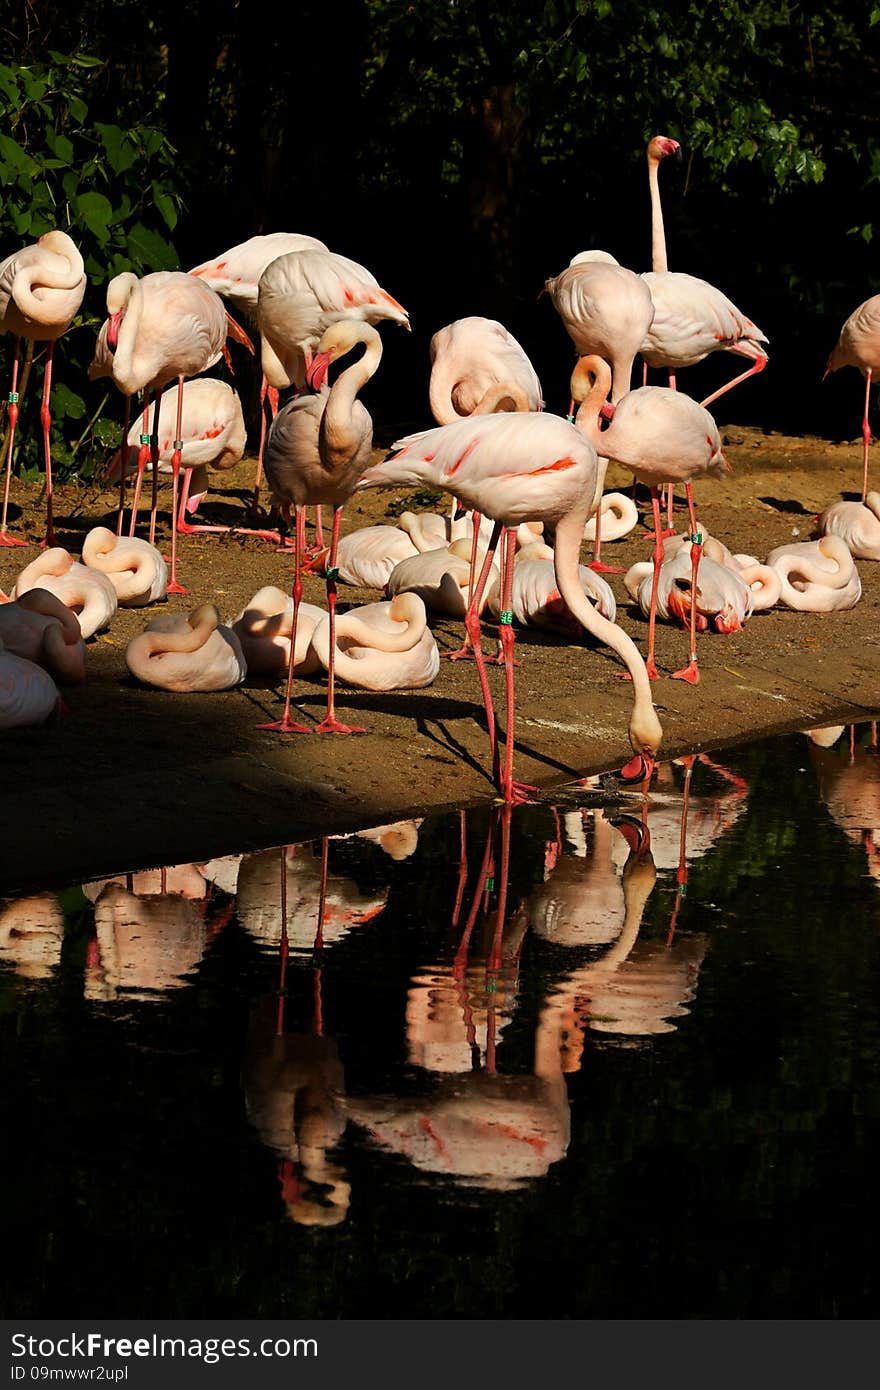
[825,296,880,501]
[358,357,663,801]
[261,319,383,734]
[582,491,639,544]
[81,527,167,607]
[817,493,880,560]
[428,317,543,423]
[0,639,59,729]
[90,270,244,593]
[189,231,329,508]
[641,137,769,407]
[125,603,247,691]
[386,538,499,618]
[12,548,118,638]
[0,589,86,683]
[546,252,655,566]
[309,593,440,691]
[571,356,728,683]
[0,230,87,546]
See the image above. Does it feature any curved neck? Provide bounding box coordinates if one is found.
[647,149,669,273]
[148,605,218,655]
[571,355,613,448]
[473,381,530,414]
[112,277,142,390]
[14,238,84,320]
[428,355,462,425]
[323,332,382,459]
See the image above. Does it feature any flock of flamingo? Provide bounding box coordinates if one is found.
[0,134,878,803]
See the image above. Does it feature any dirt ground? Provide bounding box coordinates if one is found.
[2,424,878,895]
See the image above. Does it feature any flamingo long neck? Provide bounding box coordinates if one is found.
[553,496,662,758]
[111,276,143,392]
[472,381,530,415]
[13,237,84,323]
[428,355,463,425]
[322,332,382,464]
[333,596,423,656]
[146,605,218,655]
[648,148,669,273]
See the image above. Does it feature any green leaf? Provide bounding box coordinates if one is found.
[125,221,179,271]
[0,133,37,177]
[52,383,86,421]
[151,181,178,231]
[96,122,138,176]
[67,94,88,123]
[74,189,114,243]
[45,128,75,165]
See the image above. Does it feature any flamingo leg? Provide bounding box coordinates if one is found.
[666,754,695,944]
[165,375,188,595]
[497,525,535,805]
[444,509,485,662]
[148,391,162,546]
[314,506,365,735]
[589,457,625,573]
[460,520,504,775]
[671,482,701,684]
[861,368,872,504]
[254,375,270,515]
[698,353,768,412]
[450,809,469,933]
[115,395,131,537]
[259,505,312,733]
[276,844,290,1035]
[0,340,26,546]
[644,487,664,680]
[128,395,151,539]
[39,343,57,547]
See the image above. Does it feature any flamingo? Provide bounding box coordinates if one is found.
[0,639,59,729]
[571,356,728,684]
[89,270,246,593]
[358,356,663,802]
[104,378,256,542]
[12,548,118,638]
[386,538,500,618]
[308,593,440,691]
[85,880,207,1003]
[624,547,758,633]
[232,586,324,677]
[0,893,64,980]
[582,490,639,544]
[259,320,383,735]
[124,603,247,691]
[0,589,86,683]
[81,527,167,607]
[817,492,880,560]
[189,231,329,508]
[0,230,87,547]
[765,534,862,611]
[311,523,421,589]
[825,297,880,502]
[428,316,543,422]
[485,538,617,636]
[642,137,769,405]
[545,252,655,567]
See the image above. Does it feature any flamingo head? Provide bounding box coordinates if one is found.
[648,135,682,162]
[619,750,656,785]
[106,309,124,351]
[610,814,652,857]
[599,401,616,422]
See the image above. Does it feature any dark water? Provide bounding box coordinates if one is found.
[2,724,879,1319]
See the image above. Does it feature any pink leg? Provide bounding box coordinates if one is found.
[312,504,326,550]
[253,375,270,515]
[666,754,695,944]
[497,525,535,804]
[450,810,469,932]
[116,396,131,537]
[460,520,504,774]
[0,341,26,546]
[699,354,768,411]
[166,376,188,595]
[590,460,625,574]
[39,343,57,547]
[444,510,484,661]
[315,506,365,734]
[486,804,513,975]
[258,505,312,733]
[644,487,664,680]
[671,482,701,684]
[148,391,162,546]
[128,395,152,538]
[861,368,872,504]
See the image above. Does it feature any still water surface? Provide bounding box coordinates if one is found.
[2,724,879,1318]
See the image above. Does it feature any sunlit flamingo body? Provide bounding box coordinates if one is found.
[81,527,167,607]
[0,588,86,683]
[12,548,118,638]
[232,586,324,677]
[428,316,543,423]
[309,593,440,691]
[817,492,880,560]
[359,358,663,800]
[486,538,617,635]
[125,603,246,691]
[90,270,236,592]
[766,534,862,611]
[0,230,87,546]
[261,320,383,734]
[825,297,880,502]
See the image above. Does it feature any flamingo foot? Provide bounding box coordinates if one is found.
[313,716,366,735]
[499,778,537,806]
[258,716,313,734]
[588,560,625,574]
[0,531,26,548]
[643,527,677,541]
[40,531,59,549]
[484,653,520,668]
[646,657,660,681]
[166,580,189,596]
[443,645,478,661]
[671,661,700,685]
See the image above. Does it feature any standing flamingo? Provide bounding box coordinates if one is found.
[428,317,543,422]
[824,295,880,502]
[0,230,87,547]
[89,271,238,593]
[545,251,655,568]
[358,357,663,802]
[571,356,728,684]
[260,319,383,734]
[189,231,329,507]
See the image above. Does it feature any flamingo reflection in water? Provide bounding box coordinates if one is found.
[807,722,880,886]
[0,893,65,979]
[235,839,387,951]
[81,862,222,1002]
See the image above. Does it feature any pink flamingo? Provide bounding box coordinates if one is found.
[428,316,543,422]
[358,356,663,802]
[824,295,880,501]
[0,640,59,728]
[571,356,728,684]
[0,230,87,547]
[89,270,246,594]
[0,589,86,683]
[260,319,383,735]
[308,593,440,691]
[817,492,880,560]
[545,251,655,568]
[125,603,246,692]
[189,231,329,507]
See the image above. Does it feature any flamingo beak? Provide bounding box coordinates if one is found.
[307,352,332,391]
[611,814,652,856]
[106,310,124,351]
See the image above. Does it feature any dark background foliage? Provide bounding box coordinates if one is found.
[2,0,879,471]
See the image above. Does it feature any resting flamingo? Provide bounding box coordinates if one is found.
[824,296,880,501]
[0,640,59,729]
[0,589,86,683]
[0,230,87,547]
[545,251,655,568]
[125,603,246,691]
[12,548,118,638]
[571,356,728,684]
[189,231,328,507]
[260,319,383,734]
[90,270,248,593]
[817,492,880,560]
[358,356,663,802]
[309,594,440,691]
